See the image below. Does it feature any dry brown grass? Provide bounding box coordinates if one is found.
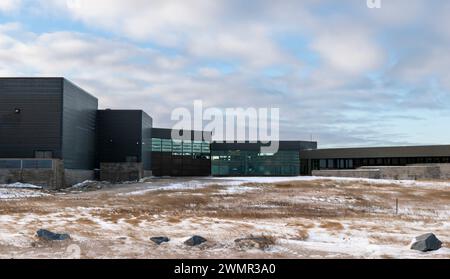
[76,218,98,226]
[319,221,344,231]
[286,220,316,229]
[369,235,411,246]
[166,215,182,224]
[296,229,310,241]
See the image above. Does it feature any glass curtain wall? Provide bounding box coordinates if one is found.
[211,150,300,176]
[151,138,210,158]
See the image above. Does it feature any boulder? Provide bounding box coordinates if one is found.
[411,233,442,252]
[36,229,70,241]
[184,235,207,246]
[151,237,170,245]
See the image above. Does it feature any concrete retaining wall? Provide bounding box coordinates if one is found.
[143,170,153,178]
[438,164,450,179]
[312,169,381,179]
[0,159,64,189]
[376,166,440,180]
[408,164,450,179]
[313,164,448,180]
[100,162,144,183]
[64,169,95,187]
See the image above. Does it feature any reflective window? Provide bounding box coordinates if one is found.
[151,138,162,152]
[162,139,172,152]
[172,140,183,154]
[211,151,300,176]
[182,141,192,154]
[193,141,202,154]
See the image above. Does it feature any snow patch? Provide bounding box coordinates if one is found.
[212,176,450,189]
[0,182,42,189]
[0,189,49,200]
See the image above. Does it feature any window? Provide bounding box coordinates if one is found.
[23,160,53,169]
[172,140,183,154]
[34,151,53,159]
[193,141,202,154]
[151,138,162,152]
[201,142,210,154]
[182,140,192,155]
[162,139,172,152]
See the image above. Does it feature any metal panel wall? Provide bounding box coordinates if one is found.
[141,112,153,171]
[97,110,150,166]
[211,141,318,152]
[0,78,63,159]
[62,79,98,170]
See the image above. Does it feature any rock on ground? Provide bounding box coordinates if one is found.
[411,233,443,252]
[150,237,170,245]
[184,235,207,246]
[36,229,71,241]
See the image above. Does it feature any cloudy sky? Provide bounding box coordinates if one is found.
[1,0,449,147]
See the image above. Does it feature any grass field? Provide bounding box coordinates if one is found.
[0,177,448,259]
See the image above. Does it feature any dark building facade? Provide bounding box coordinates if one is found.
[299,145,450,175]
[0,77,98,187]
[0,77,98,169]
[211,141,317,176]
[97,110,152,181]
[151,128,212,176]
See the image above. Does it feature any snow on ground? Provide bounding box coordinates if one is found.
[0,182,42,189]
[212,176,450,189]
[0,176,448,258]
[0,182,47,200]
[0,189,49,200]
[119,180,212,196]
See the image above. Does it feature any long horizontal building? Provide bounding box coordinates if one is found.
[300,145,450,173]
[1,77,450,188]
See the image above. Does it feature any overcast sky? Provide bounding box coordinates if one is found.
[1,0,449,147]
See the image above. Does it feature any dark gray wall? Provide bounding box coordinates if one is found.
[62,79,98,170]
[97,110,152,170]
[141,112,153,171]
[0,78,63,159]
[211,141,317,152]
[152,127,212,141]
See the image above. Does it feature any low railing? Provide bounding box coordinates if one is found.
[0,159,53,169]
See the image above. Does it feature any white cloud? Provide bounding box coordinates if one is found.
[311,28,385,74]
[1,0,450,146]
[0,0,21,12]
[44,0,222,44]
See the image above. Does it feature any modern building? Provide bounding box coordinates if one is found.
[151,128,212,176]
[96,110,153,182]
[299,145,450,179]
[0,77,98,188]
[211,141,317,176]
[2,77,450,188]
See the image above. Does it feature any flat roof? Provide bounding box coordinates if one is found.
[299,145,450,159]
[152,128,212,141]
[211,141,317,151]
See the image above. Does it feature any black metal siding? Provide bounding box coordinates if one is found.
[62,79,98,170]
[211,141,317,151]
[141,112,153,171]
[152,128,212,141]
[97,110,146,165]
[0,78,63,159]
